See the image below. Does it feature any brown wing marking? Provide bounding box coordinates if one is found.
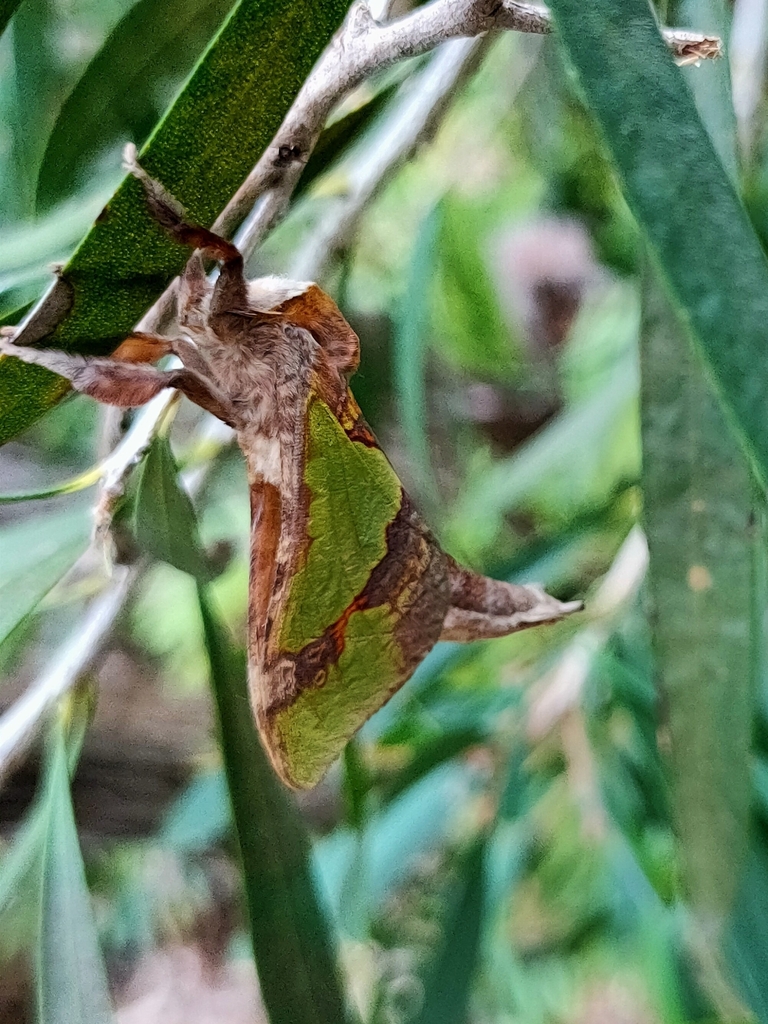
[248,480,283,656]
[261,490,449,721]
[277,285,360,376]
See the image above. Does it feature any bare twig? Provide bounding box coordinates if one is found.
[526,526,649,739]
[730,0,768,159]
[290,21,544,281]
[0,566,135,785]
[93,389,179,542]
[10,0,720,350]
[217,0,548,244]
[217,0,721,250]
[289,36,486,280]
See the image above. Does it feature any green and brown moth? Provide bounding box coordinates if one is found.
[0,156,582,789]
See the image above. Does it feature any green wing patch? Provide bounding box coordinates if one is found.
[275,604,400,788]
[278,396,402,653]
[264,392,449,788]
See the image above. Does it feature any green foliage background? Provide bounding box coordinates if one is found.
[2,0,768,1021]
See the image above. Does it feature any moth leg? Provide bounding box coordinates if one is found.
[439,557,582,641]
[124,145,248,316]
[178,252,211,332]
[78,330,215,385]
[169,337,217,378]
[0,338,238,427]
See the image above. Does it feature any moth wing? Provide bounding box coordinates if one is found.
[250,388,449,789]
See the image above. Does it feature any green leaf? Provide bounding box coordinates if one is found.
[0,0,23,39]
[5,0,68,220]
[0,190,107,280]
[160,768,231,852]
[132,434,212,580]
[413,836,486,1024]
[394,202,441,507]
[0,504,90,646]
[725,835,768,1023]
[0,357,72,456]
[0,807,46,962]
[0,461,103,503]
[0,688,95,966]
[546,0,768,491]
[37,723,114,1024]
[641,279,754,932]
[0,300,34,329]
[0,0,352,445]
[36,0,237,210]
[0,189,113,324]
[196,586,351,1024]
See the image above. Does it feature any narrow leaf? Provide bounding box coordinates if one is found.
[197,587,351,1024]
[37,726,114,1024]
[132,435,212,580]
[0,356,72,448]
[725,836,768,1023]
[546,0,768,489]
[394,203,441,506]
[6,0,67,220]
[413,837,486,1024]
[0,504,90,646]
[641,279,754,935]
[36,0,237,210]
[0,463,102,503]
[0,0,22,38]
[0,807,46,962]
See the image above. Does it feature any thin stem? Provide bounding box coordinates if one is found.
[216,0,720,250]
[0,566,135,785]
[526,526,649,740]
[289,36,486,280]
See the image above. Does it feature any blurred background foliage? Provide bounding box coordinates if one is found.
[1,0,768,1021]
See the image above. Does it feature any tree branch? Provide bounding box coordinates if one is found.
[216,0,722,248]
[0,566,135,785]
[93,389,179,542]
[8,0,720,348]
[289,36,486,279]
[526,526,649,740]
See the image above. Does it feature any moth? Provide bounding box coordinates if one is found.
[0,157,582,789]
